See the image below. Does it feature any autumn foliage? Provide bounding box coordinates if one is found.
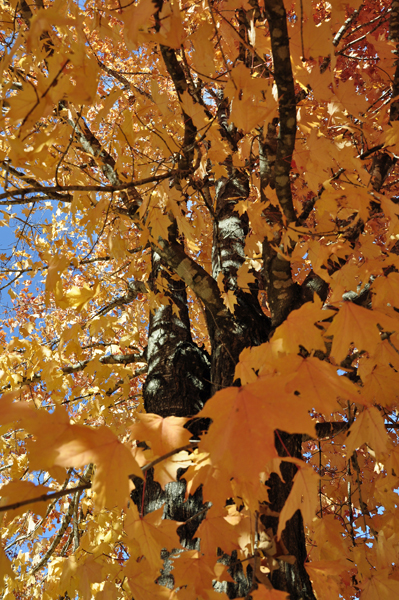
[0,0,399,598]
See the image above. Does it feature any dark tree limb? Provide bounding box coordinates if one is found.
[156,238,227,318]
[264,0,297,223]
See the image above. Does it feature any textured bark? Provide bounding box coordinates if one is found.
[210,163,271,391]
[143,241,211,417]
[259,120,278,195]
[138,3,314,598]
[263,244,300,328]
[113,2,312,596]
[136,236,211,587]
[264,0,297,223]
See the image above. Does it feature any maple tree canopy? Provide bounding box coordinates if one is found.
[1,0,399,598]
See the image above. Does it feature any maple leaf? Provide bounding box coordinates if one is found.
[0,481,52,519]
[221,289,238,313]
[310,514,351,561]
[360,568,399,600]
[327,303,398,364]
[121,556,176,600]
[171,550,219,600]
[196,505,243,556]
[360,364,399,407]
[198,379,315,485]
[305,559,349,599]
[184,453,236,508]
[277,460,320,538]
[271,297,331,354]
[345,406,389,458]
[74,556,104,600]
[48,424,141,510]
[229,94,277,134]
[130,413,191,457]
[0,547,13,584]
[120,0,156,50]
[284,355,362,413]
[124,505,181,571]
[57,280,101,311]
[189,21,216,77]
[5,405,143,510]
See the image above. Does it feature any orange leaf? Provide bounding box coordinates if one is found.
[271,298,330,354]
[345,406,388,458]
[0,481,52,519]
[199,379,315,484]
[196,506,243,556]
[327,303,397,363]
[360,568,399,600]
[124,506,181,571]
[130,413,191,458]
[277,461,319,538]
[285,356,362,413]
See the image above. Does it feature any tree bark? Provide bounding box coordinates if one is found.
[133,2,314,598]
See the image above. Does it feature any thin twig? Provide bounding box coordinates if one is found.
[0,443,198,514]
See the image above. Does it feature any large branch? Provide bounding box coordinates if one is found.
[69,114,121,187]
[93,279,148,318]
[0,173,174,203]
[61,351,147,375]
[153,0,198,173]
[159,45,197,171]
[156,238,227,319]
[0,161,71,203]
[64,82,223,323]
[4,351,146,392]
[264,0,297,222]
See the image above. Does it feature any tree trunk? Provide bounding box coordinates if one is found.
[132,2,314,597]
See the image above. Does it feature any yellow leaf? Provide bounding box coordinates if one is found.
[189,21,216,78]
[0,481,52,518]
[360,569,399,600]
[120,0,155,51]
[327,303,398,364]
[277,460,319,538]
[285,356,362,414]
[144,0,185,49]
[335,79,369,117]
[305,559,348,599]
[148,208,171,242]
[345,406,388,458]
[229,91,277,133]
[2,404,143,511]
[124,505,181,570]
[0,547,13,583]
[221,290,238,313]
[236,263,256,290]
[61,280,100,311]
[130,413,191,458]
[45,253,70,293]
[196,506,243,556]
[271,297,330,354]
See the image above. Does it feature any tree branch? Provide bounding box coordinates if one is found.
[264,0,297,222]
[93,279,147,318]
[156,238,226,318]
[0,172,173,203]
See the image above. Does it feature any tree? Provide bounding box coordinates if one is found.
[0,0,399,598]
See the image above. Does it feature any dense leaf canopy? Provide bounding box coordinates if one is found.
[0,0,399,599]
